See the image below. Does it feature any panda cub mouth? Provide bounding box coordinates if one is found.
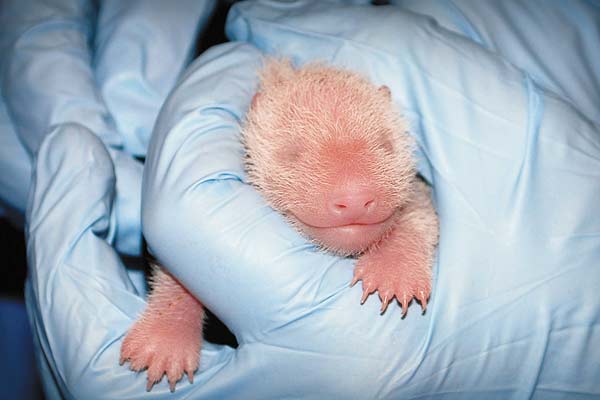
[290,212,397,255]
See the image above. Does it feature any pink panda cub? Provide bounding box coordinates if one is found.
[120,59,439,392]
[245,60,438,313]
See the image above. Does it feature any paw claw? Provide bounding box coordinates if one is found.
[146,379,157,392]
[361,281,377,304]
[400,293,410,317]
[350,275,360,287]
[417,290,428,312]
[380,295,391,314]
[354,253,432,317]
[360,289,371,304]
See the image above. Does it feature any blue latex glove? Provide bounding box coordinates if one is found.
[389,0,600,125]
[25,124,231,399]
[149,2,599,399]
[0,0,216,254]
[24,1,600,399]
[224,2,600,397]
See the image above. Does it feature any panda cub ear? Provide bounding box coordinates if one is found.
[378,85,391,100]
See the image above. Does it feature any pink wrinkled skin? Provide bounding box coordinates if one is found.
[245,60,438,314]
[120,60,439,391]
[120,264,204,392]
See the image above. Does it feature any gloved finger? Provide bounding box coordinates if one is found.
[1,0,122,156]
[94,0,218,157]
[26,123,234,398]
[26,123,138,397]
[389,0,600,125]
[1,0,143,255]
[143,41,362,341]
[108,148,143,255]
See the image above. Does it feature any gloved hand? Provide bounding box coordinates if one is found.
[5,0,219,398]
[24,1,600,399]
[144,2,598,399]
[25,123,234,399]
[0,0,216,254]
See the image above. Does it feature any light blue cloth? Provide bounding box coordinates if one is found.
[22,0,600,399]
[0,1,214,399]
[0,0,216,254]
[389,0,600,125]
[221,1,600,398]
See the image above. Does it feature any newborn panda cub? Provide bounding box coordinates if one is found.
[120,59,439,391]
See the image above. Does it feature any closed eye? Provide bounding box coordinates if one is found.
[377,139,394,154]
[280,143,304,163]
